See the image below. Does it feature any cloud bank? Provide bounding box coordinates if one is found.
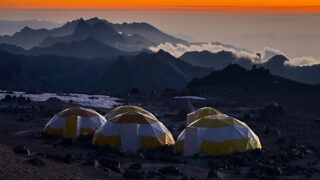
[149,42,320,67]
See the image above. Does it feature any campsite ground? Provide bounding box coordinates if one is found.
[0,94,320,179]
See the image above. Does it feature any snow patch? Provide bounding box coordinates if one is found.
[0,91,121,108]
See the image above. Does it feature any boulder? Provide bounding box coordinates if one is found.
[95,158,123,173]
[129,162,142,170]
[27,158,45,167]
[13,146,31,156]
[159,166,181,176]
[123,170,145,179]
[261,102,285,120]
[207,169,223,179]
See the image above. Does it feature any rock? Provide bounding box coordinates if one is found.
[137,152,145,159]
[13,146,31,156]
[260,165,283,176]
[95,158,123,173]
[129,162,142,170]
[27,158,45,167]
[46,153,74,164]
[57,138,74,146]
[123,169,145,179]
[247,168,259,178]
[261,102,285,120]
[94,160,101,168]
[207,169,223,179]
[242,113,252,121]
[159,166,181,176]
[146,171,157,178]
[104,168,111,173]
[181,175,188,180]
[60,153,74,163]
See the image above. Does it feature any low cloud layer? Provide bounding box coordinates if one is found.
[149,42,320,67]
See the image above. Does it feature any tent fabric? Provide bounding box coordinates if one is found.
[44,107,106,139]
[105,105,156,121]
[175,114,261,156]
[186,107,222,125]
[93,111,175,152]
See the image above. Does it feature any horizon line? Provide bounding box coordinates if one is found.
[1,6,320,14]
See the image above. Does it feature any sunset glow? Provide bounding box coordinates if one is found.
[1,0,320,13]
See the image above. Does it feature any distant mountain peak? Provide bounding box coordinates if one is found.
[266,55,289,66]
[154,49,174,59]
[223,63,246,71]
[21,26,33,32]
[156,49,167,55]
[90,17,100,21]
[86,17,103,25]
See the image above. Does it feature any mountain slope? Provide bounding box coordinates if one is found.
[185,64,320,103]
[28,37,131,58]
[0,17,188,51]
[0,50,116,92]
[0,27,51,49]
[180,50,320,84]
[180,50,252,69]
[39,19,155,52]
[0,37,131,59]
[0,50,210,94]
[89,50,212,94]
[112,21,188,45]
[258,55,320,85]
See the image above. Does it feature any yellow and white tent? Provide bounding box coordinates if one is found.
[187,107,222,125]
[175,115,261,156]
[93,111,175,152]
[105,105,156,120]
[44,107,106,139]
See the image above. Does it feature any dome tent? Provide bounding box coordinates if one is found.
[105,105,156,120]
[187,107,222,125]
[44,107,106,139]
[175,115,261,156]
[93,111,175,152]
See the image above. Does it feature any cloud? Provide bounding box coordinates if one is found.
[149,42,255,60]
[149,42,320,66]
[285,56,320,66]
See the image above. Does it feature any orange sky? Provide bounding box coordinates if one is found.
[1,0,320,13]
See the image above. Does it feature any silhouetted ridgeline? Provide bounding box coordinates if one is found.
[0,17,187,51]
[0,37,133,59]
[185,64,320,104]
[180,51,320,84]
[0,50,210,94]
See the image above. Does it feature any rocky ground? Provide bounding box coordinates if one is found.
[0,93,320,179]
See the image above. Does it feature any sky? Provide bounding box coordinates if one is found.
[0,1,320,65]
[1,0,320,10]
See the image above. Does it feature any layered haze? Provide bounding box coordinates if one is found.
[0,9,319,66]
[149,42,320,66]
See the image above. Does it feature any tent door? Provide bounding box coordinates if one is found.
[65,115,78,139]
[121,123,139,152]
[183,127,199,156]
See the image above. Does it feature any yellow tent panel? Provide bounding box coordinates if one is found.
[187,107,222,125]
[175,114,261,156]
[44,107,106,139]
[93,111,175,152]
